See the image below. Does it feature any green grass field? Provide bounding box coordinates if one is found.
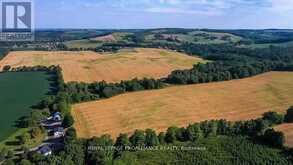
[64,39,103,49]
[0,72,52,142]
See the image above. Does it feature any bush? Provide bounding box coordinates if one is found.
[145,129,159,146]
[6,150,14,159]
[129,130,145,146]
[18,132,31,145]
[158,132,165,144]
[3,159,15,165]
[31,126,45,138]
[2,65,11,71]
[0,148,7,161]
[65,127,77,142]
[165,127,178,143]
[262,111,284,125]
[62,114,74,128]
[285,106,293,123]
[262,129,285,148]
[186,123,203,141]
[19,159,32,165]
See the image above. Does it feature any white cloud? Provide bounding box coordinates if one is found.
[145,7,221,16]
[269,0,293,12]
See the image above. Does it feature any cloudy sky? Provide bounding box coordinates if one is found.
[35,0,293,29]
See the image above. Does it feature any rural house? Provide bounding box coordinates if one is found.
[52,112,62,121]
[53,127,65,138]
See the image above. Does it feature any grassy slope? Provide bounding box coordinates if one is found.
[65,30,242,48]
[114,136,291,165]
[64,32,133,49]
[144,30,242,44]
[64,39,103,49]
[0,72,51,142]
[72,72,293,139]
[0,128,46,150]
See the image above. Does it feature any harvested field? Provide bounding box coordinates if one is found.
[275,123,293,147]
[72,72,293,138]
[91,34,116,42]
[0,48,204,83]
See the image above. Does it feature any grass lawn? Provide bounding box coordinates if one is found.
[0,72,52,143]
[0,128,46,150]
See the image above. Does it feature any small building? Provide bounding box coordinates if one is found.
[37,145,52,156]
[53,127,65,138]
[52,112,62,121]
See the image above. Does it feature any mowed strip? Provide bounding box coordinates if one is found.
[275,123,293,147]
[0,48,205,83]
[72,72,293,139]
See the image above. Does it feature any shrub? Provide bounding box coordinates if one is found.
[129,130,145,146]
[62,114,74,128]
[19,132,31,145]
[2,65,11,72]
[65,127,77,142]
[165,127,178,143]
[158,132,166,144]
[285,106,293,123]
[186,123,203,141]
[262,129,285,148]
[3,159,15,165]
[19,159,32,165]
[263,111,284,125]
[145,129,159,146]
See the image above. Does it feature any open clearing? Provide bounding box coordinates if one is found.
[72,72,293,138]
[0,72,51,142]
[91,34,116,42]
[64,32,134,48]
[0,48,205,83]
[275,123,293,147]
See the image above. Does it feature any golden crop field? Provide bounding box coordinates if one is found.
[72,72,293,139]
[0,48,205,83]
[275,123,293,147]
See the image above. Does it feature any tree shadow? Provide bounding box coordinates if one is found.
[13,116,29,128]
[5,140,20,146]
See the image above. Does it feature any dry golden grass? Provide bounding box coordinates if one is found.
[91,34,116,42]
[275,123,293,147]
[72,72,293,139]
[0,48,204,83]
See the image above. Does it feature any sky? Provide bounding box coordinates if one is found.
[34,0,293,29]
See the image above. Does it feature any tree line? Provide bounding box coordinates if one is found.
[63,78,165,103]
